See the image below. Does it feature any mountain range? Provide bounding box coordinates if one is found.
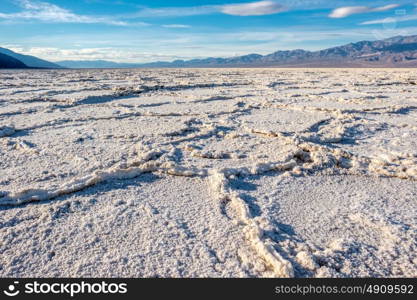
[0,47,62,69]
[1,35,417,69]
[0,52,27,68]
[57,35,417,68]
[138,35,417,68]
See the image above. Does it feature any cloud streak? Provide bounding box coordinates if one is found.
[220,1,287,16]
[0,0,130,25]
[133,5,217,18]
[135,1,287,17]
[6,46,194,63]
[361,13,417,25]
[162,24,191,28]
[329,4,399,18]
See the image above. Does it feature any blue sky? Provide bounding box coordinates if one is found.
[1,0,417,62]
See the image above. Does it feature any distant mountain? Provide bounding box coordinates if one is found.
[136,35,417,68]
[32,35,417,69]
[0,47,63,68]
[0,53,27,69]
[56,60,143,69]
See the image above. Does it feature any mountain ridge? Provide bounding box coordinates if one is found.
[0,52,28,69]
[0,47,63,69]
[2,35,417,69]
[72,35,417,68]
[56,35,417,68]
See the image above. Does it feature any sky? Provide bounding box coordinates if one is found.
[0,0,417,63]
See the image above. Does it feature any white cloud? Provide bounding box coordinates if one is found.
[134,1,286,17]
[133,6,217,17]
[329,4,399,18]
[6,46,193,63]
[162,24,191,28]
[0,0,132,25]
[220,1,286,16]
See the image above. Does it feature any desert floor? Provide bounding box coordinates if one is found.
[0,68,416,277]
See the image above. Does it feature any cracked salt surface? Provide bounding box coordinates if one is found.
[0,68,416,277]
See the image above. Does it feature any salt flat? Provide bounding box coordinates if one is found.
[0,68,416,278]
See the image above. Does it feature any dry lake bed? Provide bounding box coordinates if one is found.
[0,68,416,277]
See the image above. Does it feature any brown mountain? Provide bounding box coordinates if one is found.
[47,35,417,69]
[137,35,417,68]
